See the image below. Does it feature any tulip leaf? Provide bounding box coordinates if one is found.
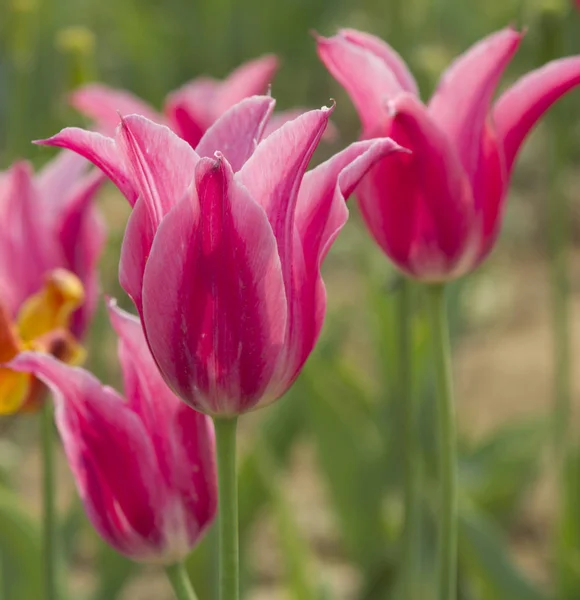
[304,351,394,584]
[0,486,43,600]
[461,418,546,522]
[238,390,307,540]
[458,505,548,600]
[555,445,580,600]
[255,441,320,600]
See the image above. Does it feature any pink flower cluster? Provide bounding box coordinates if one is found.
[3,26,580,563]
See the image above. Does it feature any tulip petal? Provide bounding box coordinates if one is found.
[70,84,163,134]
[57,171,106,336]
[0,368,31,415]
[316,32,402,135]
[119,197,155,313]
[215,54,279,114]
[107,301,218,546]
[298,138,403,268]
[263,109,339,142]
[265,138,405,400]
[196,96,276,171]
[0,163,57,314]
[387,95,475,277]
[236,107,331,282]
[467,122,506,267]
[118,115,199,227]
[164,79,218,148]
[9,352,164,558]
[36,151,89,211]
[493,56,580,174]
[170,403,218,543]
[428,27,522,182]
[37,129,137,205]
[338,28,418,95]
[0,302,21,362]
[107,302,182,480]
[142,156,286,415]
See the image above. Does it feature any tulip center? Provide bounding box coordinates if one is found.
[0,268,86,414]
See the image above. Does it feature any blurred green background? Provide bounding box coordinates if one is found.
[1,0,580,598]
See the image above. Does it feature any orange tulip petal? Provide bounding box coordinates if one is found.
[17,268,84,342]
[0,368,31,415]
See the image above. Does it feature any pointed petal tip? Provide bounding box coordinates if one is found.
[34,131,73,147]
[322,99,336,114]
[310,29,325,42]
[104,295,116,309]
[106,300,141,338]
[7,350,68,380]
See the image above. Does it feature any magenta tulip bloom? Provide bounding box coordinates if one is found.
[40,96,403,415]
[317,27,580,281]
[0,152,104,335]
[0,152,104,414]
[9,301,217,563]
[70,54,322,147]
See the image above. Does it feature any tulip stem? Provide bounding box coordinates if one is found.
[165,562,199,600]
[426,284,457,600]
[399,277,422,600]
[41,401,58,600]
[214,417,239,600]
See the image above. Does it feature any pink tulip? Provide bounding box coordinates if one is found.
[0,152,104,335]
[40,96,404,415]
[0,152,104,414]
[69,55,336,147]
[317,27,580,281]
[9,301,217,563]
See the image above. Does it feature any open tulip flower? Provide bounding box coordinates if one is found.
[9,301,217,563]
[40,95,404,416]
[0,152,104,414]
[317,27,580,281]
[70,54,331,148]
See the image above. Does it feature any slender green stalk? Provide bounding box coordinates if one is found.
[165,562,199,600]
[214,417,239,600]
[537,10,575,597]
[426,284,457,600]
[41,401,57,600]
[399,278,422,600]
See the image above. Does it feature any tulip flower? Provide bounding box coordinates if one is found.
[69,54,333,148]
[9,301,217,566]
[0,152,104,415]
[317,27,580,281]
[39,95,403,417]
[40,95,403,599]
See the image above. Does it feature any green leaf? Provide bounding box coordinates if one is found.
[0,487,43,600]
[461,419,546,522]
[555,445,580,599]
[459,505,548,600]
[238,391,306,540]
[254,440,320,600]
[304,351,394,584]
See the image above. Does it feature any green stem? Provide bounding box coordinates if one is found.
[399,278,422,600]
[165,562,199,600]
[214,417,239,600]
[41,401,57,600]
[426,284,457,600]
[547,125,571,468]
